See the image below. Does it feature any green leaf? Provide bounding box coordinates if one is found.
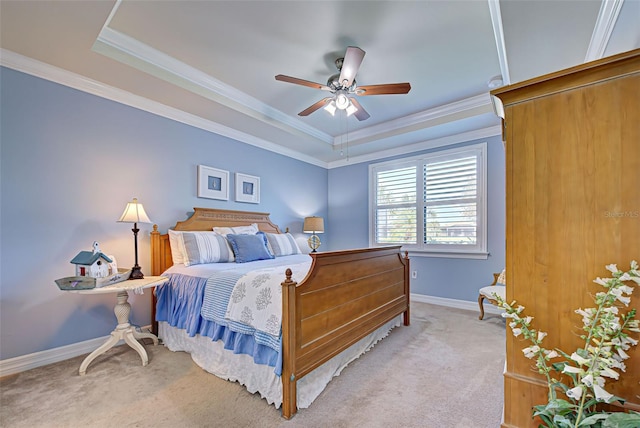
[602,412,640,428]
[579,413,609,426]
[553,414,575,427]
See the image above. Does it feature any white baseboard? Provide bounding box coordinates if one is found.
[0,325,153,377]
[411,293,503,316]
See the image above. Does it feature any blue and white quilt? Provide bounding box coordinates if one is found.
[156,254,311,373]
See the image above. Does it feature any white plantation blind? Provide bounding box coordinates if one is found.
[424,155,478,246]
[374,166,417,244]
[369,143,487,257]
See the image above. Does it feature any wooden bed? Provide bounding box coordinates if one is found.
[150,207,410,419]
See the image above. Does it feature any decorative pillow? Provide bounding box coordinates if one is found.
[181,232,235,266]
[264,232,302,257]
[168,229,186,265]
[226,232,274,263]
[213,223,259,236]
[496,269,506,285]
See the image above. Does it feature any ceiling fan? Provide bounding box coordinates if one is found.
[275,46,411,121]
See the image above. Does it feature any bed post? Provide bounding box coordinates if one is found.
[403,251,410,326]
[281,268,297,419]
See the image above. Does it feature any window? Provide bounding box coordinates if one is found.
[369,143,487,258]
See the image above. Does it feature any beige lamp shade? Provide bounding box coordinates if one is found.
[303,216,324,233]
[118,198,152,224]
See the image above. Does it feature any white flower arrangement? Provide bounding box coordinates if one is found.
[496,261,640,428]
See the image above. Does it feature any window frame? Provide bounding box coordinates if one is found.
[368,142,488,259]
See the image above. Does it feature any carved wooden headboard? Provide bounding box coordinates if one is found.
[150,208,283,275]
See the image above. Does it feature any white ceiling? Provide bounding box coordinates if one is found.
[1,1,638,168]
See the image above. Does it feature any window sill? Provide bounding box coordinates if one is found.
[406,250,489,260]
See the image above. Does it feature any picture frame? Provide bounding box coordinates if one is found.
[197,165,229,200]
[235,172,260,204]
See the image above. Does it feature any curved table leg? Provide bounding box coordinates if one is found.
[123,329,149,366]
[133,329,159,346]
[79,333,120,375]
[478,294,486,320]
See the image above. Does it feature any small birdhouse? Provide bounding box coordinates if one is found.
[70,242,113,278]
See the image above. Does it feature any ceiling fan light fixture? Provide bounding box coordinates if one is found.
[346,103,358,117]
[324,100,337,116]
[335,92,350,110]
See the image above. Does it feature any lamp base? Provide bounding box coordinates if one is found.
[307,234,321,253]
[129,265,144,280]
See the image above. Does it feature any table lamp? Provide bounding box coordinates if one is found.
[118,198,152,279]
[303,216,324,253]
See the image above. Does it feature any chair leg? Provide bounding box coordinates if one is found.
[478,295,485,320]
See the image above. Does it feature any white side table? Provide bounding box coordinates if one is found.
[71,276,168,375]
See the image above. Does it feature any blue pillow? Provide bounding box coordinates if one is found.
[226,232,274,263]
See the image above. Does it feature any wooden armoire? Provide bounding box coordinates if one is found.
[491,49,640,427]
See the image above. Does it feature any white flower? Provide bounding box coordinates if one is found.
[562,365,583,374]
[537,331,547,341]
[602,306,619,314]
[616,295,631,306]
[522,346,539,359]
[618,284,634,294]
[616,348,630,360]
[544,350,559,359]
[618,272,632,281]
[570,352,590,366]
[566,386,583,400]
[511,328,522,337]
[581,374,594,387]
[516,305,525,314]
[606,264,618,274]
[593,384,614,402]
[599,366,620,379]
[501,312,516,319]
[593,277,610,286]
[631,260,639,270]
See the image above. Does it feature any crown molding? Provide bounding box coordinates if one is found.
[94,26,334,145]
[488,0,511,85]
[327,125,502,169]
[585,0,624,62]
[334,93,493,145]
[0,49,327,168]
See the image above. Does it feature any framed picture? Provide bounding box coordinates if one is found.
[197,165,229,200]
[235,172,260,204]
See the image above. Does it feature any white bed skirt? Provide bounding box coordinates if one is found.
[159,316,401,409]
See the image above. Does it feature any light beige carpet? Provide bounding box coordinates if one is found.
[0,302,505,428]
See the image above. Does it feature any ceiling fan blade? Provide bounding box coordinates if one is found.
[298,97,332,116]
[275,74,331,91]
[339,46,365,88]
[349,98,370,121]
[356,83,411,95]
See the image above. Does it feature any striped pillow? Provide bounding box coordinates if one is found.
[181,232,235,266]
[212,223,259,236]
[265,232,302,257]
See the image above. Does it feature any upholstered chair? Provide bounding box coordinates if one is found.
[478,269,506,320]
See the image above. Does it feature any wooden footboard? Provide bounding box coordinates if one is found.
[150,208,410,419]
[281,246,410,419]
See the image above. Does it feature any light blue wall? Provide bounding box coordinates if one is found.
[327,138,506,302]
[0,68,327,360]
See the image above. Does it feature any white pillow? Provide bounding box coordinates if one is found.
[213,223,259,236]
[181,231,235,266]
[168,229,186,265]
[264,232,302,256]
